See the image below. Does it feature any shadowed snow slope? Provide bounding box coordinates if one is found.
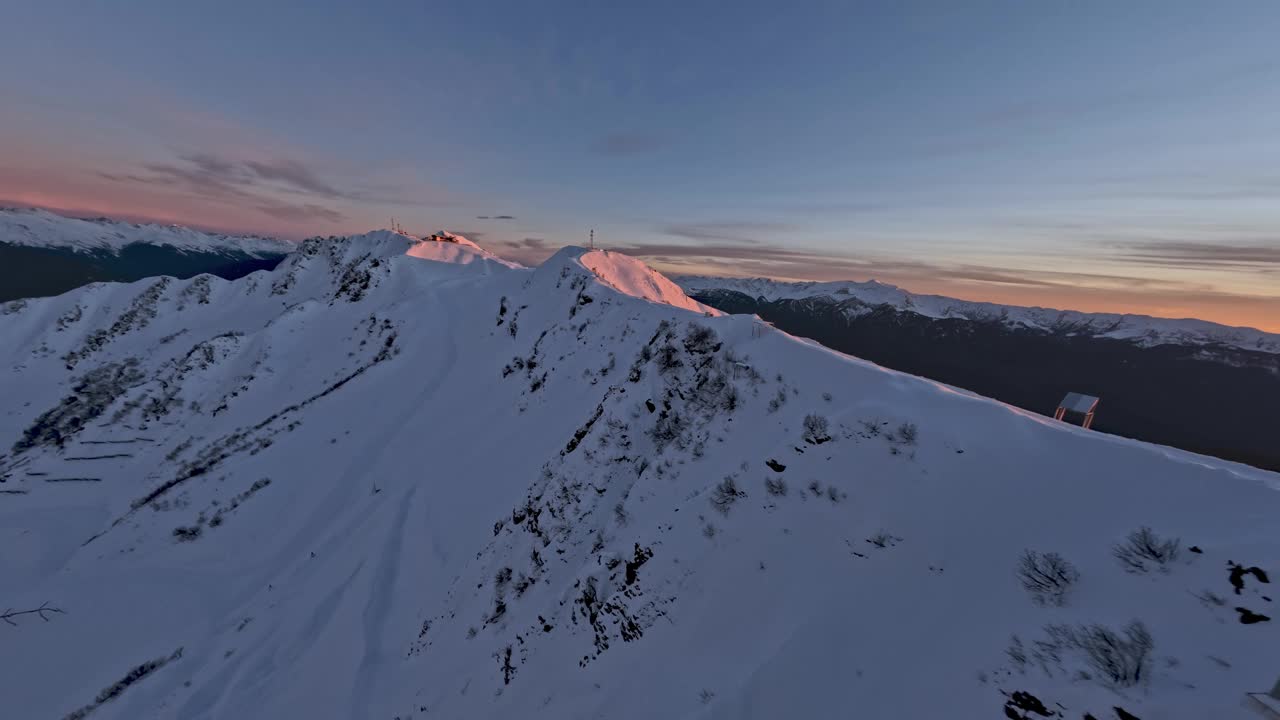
[0,231,1276,720]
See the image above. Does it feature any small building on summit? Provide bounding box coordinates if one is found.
[1055,392,1100,429]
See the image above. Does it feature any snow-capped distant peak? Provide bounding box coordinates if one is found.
[0,207,293,256]
[678,274,1280,354]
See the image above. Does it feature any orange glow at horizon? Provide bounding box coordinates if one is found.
[2,170,1275,333]
[647,259,1280,334]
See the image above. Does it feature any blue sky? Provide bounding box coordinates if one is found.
[1,1,1278,328]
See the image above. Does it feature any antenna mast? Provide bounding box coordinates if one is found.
[589,228,594,250]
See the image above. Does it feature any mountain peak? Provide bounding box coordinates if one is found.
[536,245,713,314]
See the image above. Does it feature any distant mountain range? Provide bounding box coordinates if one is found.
[678,275,1280,472]
[0,207,292,302]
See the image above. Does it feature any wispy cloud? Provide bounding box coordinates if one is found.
[1109,240,1280,271]
[245,159,345,198]
[590,132,666,156]
[609,239,1163,290]
[137,153,365,200]
[256,202,345,223]
[600,234,1274,311]
[98,152,372,225]
[659,221,795,243]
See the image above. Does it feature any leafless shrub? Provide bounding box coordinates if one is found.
[767,388,787,413]
[1059,621,1154,688]
[895,422,918,446]
[764,477,788,496]
[866,531,899,548]
[722,385,740,412]
[172,525,202,542]
[1194,589,1226,608]
[683,324,719,355]
[1017,620,1154,688]
[1006,635,1028,672]
[1017,550,1081,606]
[494,567,513,592]
[802,414,831,444]
[655,342,682,373]
[710,476,745,515]
[649,410,688,450]
[1113,527,1181,573]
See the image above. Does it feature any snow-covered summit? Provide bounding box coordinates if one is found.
[0,207,293,256]
[405,230,521,268]
[535,246,714,314]
[678,274,1280,354]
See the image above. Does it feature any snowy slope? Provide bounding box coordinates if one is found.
[677,275,1280,355]
[0,207,293,256]
[0,231,1276,720]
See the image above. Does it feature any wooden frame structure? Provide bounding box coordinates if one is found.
[1054,392,1100,429]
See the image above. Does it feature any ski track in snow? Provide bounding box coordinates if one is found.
[182,290,462,715]
[351,485,416,716]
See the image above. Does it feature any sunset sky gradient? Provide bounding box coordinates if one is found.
[2,1,1277,329]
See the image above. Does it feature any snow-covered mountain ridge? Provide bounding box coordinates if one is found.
[676,275,1280,355]
[0,207,293,256]
[0,230,1276,719]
